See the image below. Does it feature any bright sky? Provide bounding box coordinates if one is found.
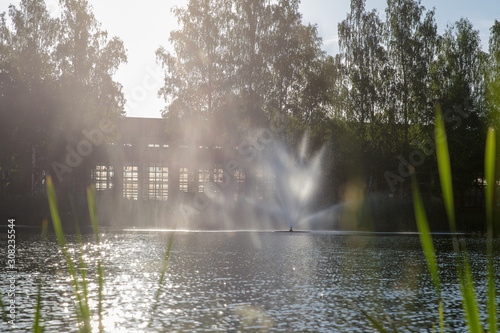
[1,0,499,119]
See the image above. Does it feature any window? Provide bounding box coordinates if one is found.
[213,167,224,184]
[123,166,139,200]
[179,168,192,192]
[234,170,245,201]
[149,166,168,200]
[198,167,224,193]
[255,168,275,200]
[92,165,114,191]
[198,168,210,193]
[255,168,264,200]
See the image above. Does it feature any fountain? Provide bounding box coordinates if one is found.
[247,134,326,231]
[177,130,337,231]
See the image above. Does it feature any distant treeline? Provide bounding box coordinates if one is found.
[156,0,500,204]
[1,0,126,197]
[1,0,500,220]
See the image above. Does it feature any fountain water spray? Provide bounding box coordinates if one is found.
[250,134,326,231]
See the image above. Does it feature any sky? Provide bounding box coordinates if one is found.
[1,0,499,119]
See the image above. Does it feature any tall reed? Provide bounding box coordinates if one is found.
[410,106,497,332]
[87,185,104,332]
[46,176,91,331]
[361,105,498,331]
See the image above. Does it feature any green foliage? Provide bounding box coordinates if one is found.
[0,0,126,196]
[384,0,438,151]
[156,0,331,144]
[487,21,500,128]
[432,18,487,193]
[338,0,385,149]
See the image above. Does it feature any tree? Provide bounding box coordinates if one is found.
[157,0,331,148]
[265,0,329,145]
[338,0,385,151]
[384,0,438,152]
[55,0,127,134]
[156,0,237,145]
[0,0,127,196]
[0,0,58,195]
[432,18,487,198]
[233,0,271,129]
[487,20,500,127]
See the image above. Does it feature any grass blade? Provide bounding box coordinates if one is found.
[32,219,50,332]
[87,185,103,332]
[46,176,89,331]
[348,301,388,333]
[70,196,91,324]
[0,290,6,321]
[439,299,444,333]
[412,175,441,298]
[150,232,175,325]
[434,103,456,233]
[46,176,67,250]
[484,126,498,333]
[32,279,44,333]
[87,185,99,242]
[485,126,496,231]
[434,105,483,332]
[74,219,91,326]
[459,253,483,333]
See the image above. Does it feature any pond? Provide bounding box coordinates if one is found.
[1,229,499,332]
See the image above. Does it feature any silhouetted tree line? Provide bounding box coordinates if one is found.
[0,0,126,197]
[2,0,500,225]
[157,0,500,207]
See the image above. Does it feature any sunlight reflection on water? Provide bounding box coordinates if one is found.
[0,231,499,332]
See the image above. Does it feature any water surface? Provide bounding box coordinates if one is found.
[1,230,499,332]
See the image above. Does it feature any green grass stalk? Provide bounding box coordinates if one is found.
[434,103,457,235]
[32,279,44,333]
[74,217,91,328]
[412,176,441,298]
[150,231,175,325]
[0,290,6,322]
[32,219,50,332]
[412,175,445,332]
[439,300,444,333]
[484,126,498,333]
[433,105,483,332]
[459,252,483,333]
[70,196,91,324]
[46,176,91,331]
[87,185,104,333]
[349,300,388,333]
